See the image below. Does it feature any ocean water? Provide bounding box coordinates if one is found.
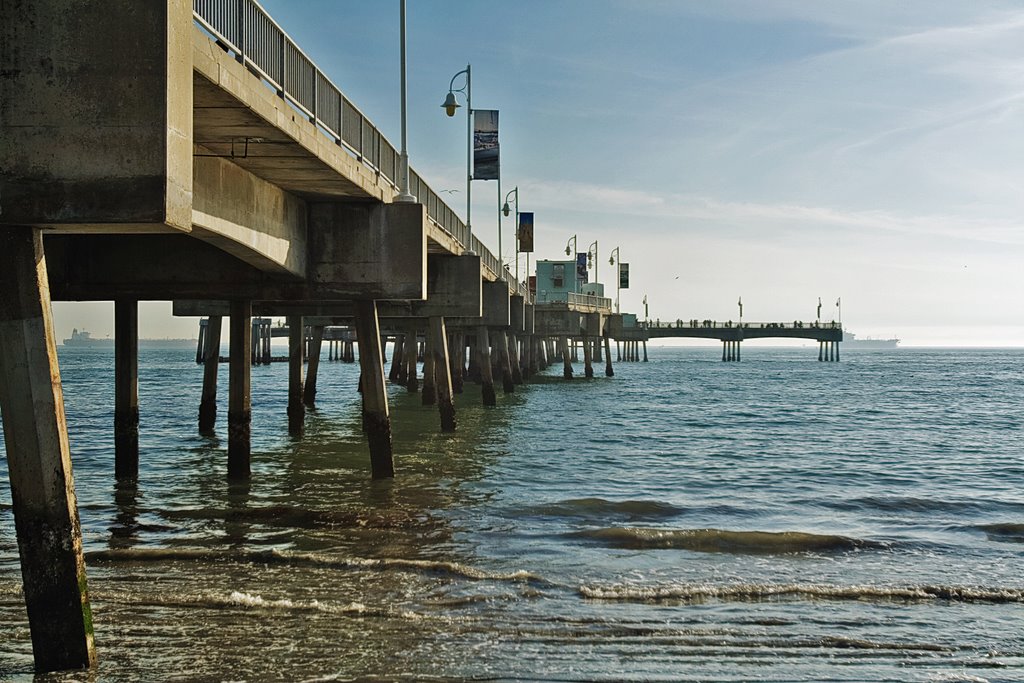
[1,344,1023,681]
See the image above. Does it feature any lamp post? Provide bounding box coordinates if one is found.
[836,297,842,327]
[564,234,578,294]
[587,240,599,286]
[738,296,743,325]
[395,0,416,203]
[608,246,620,313]
[502,186,519,283]
[441,64,473,254]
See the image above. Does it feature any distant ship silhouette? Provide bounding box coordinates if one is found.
[62,328,113,347]
[843,331,899,348]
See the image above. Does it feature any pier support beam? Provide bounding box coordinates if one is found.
[429,317,457,432]
[389,333,404,382]
[509,333,524,385]
[421,328,437,406]
[494,330,515,393]
[354,301,395,478]
[561,336,574,379]
[198,315,222,434]
[477,326,497,406]
[405,323,419,392]
[114,298,139,480]
[450,331,465,394]
[0,228,96,672]
[583,332,595,378]
[287,316,304,436]
[228,300,252,479]
[303,326,324,406]
[643,340,648,362]
[604,335,614,377]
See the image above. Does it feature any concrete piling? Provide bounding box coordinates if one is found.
[353,301,395,478]
[389,333,404,382]
[0,228,96,672]
[421,327,437,406]
[303,325,324,406]
[583,332,595,378]
[287,316,305,436]
[477,326,497,406]
[228,300,252,479]
[450,331,465,394]
[494,329,515,393]
[114,298,139,480]
[198,315,222,434]
[561,336,574,379]
[604,335,614,377]
[429,317,457,432]
[509,332,524,384]
[643,340,649,362]
[405,324,419,392]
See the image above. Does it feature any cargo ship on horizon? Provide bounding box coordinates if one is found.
[843,331,899,348]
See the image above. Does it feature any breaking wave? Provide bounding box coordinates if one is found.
[86,547,546,584]
[571,527,883,554]
[580,582,1024,605]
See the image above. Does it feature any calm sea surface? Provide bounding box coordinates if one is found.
[1,344,1023,681]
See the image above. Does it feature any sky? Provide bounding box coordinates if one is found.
[54,0,1024,345]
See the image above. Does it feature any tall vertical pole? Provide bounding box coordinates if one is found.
[0,228,96,671]
[466,63,473,252]
[228,300,252,479]
[396,0,415,202]
[354,301,395,478]
[114,298,139,480]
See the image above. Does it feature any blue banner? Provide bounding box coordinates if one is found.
[576,252,588,284]
[473,110,500,180]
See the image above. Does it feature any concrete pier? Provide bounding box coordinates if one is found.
[114,299,139,480]
[198,316,222,434]
[354,301,395,478]
[0,229,96,672]
[228,301,252,479]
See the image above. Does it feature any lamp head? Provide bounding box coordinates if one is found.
[502,201,511,217]
[609,256,615,266]
[441,91,460,117]
[565,246,571,256]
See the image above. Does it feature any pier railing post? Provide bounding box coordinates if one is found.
[198,315,222,434]
[354,300,395,478]
[228,300,252,478]
[114,298,139,480]
[0,228,96,672]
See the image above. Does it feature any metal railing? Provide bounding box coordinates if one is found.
[647,320,842,330]
[567,292,613,310]
[192,0,526,298]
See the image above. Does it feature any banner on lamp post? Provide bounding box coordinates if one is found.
[517,212,534,253]
[619,263,629,289]
[576,253,588,285]
[473,110,500,180]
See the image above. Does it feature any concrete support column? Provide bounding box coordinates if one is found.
[593,336,603,363]
[0,228,96,672]
[583,333,595,378]
[494,330,515,393]
[604,335,615,377]
[405,323,419,392]
[429,317,457,432]
[643,340,648,362]
[617,341,622,362]
[228,300,252,479]
[421,327,437,406]
[303,325,324,406]
[561,336,574,379]
[287,316,305,436]
[198,315,222,434]
[389,333,404,382]
[450,331,465,394]
[114,298,139,480]
[509,333,524,384]
[477,326,497,406]
[835,342,840,362]
[196,319,207,365]
[354,301,395,478]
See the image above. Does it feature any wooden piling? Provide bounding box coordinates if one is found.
[477,326,497,405]
[604,335,614,377]
[0,228,96,671]
[114,298,139,480]
[228,300,252,478]
[353,301,395,478]
[198,315,222,434]
[303,325,324,406]
[430,317,457,431]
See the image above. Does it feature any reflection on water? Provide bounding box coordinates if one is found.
[1,346,1024,680]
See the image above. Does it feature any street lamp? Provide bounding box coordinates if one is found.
[587,240,598,285]
[395,0,416,203]
[608,246,621,313]
[565,234,578,294]
[441,64,473,254]
[502,186,520,283]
